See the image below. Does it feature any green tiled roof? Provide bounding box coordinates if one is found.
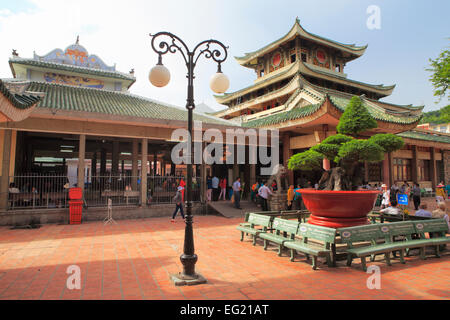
[327,95,422,125]
[303,78,424,112]
[10,58,136,82]
[397,131,450,144]
[242,103,322,128]
[302,62,395,91]
[0,79,42,109]
[23,81,238,126]
[240,86,422,128]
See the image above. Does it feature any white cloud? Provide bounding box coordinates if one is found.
[0,0,243,110]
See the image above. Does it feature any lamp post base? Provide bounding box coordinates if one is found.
[170,272,207,286]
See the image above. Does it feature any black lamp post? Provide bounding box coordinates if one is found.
[148,32,229,286]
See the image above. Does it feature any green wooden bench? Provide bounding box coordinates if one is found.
[259,218,300,256]
[237,213,272,245]
[284,223,336,270]
[340,221,448,271]
[411,219,450,258]
[339,224,393,271]
[377,221,430,262]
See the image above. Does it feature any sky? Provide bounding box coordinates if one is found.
[0,0,448,112]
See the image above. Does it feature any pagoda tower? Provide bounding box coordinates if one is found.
[213,18,424,185]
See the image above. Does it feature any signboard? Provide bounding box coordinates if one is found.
[397,193,409,206]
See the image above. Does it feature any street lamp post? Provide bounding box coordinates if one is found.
[148,32,229,286]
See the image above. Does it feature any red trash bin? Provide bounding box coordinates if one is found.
[69,188,83,224]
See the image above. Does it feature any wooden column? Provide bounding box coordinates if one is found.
[250,164,256,189]
[383,153,390,188]
[131,139,139,190]
[111,140,119,175]
[92,151,97,178]
[411,145,419,183]
[282,132,294,185]
[430,147,437,188]
[141,138,148,206]
[233,164,239,181]
[388,152,394,186]
[100,148,107,175]
[0,130,12,211]
[77,134,86,193]
[153,150,157,176]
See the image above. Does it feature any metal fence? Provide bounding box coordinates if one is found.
[8,175,72,210]
[7,175,202,210]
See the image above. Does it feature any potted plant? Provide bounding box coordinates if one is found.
[288,96,405,228]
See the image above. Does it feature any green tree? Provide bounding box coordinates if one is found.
[336,96,378,136]
[426,48,450,103]
[288,96,404,191]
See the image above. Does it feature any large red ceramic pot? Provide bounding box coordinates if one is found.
[300,189,380,228]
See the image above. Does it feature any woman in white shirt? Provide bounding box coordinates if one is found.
[381,184,390,209]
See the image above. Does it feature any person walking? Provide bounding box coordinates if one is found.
[258,182,273,211]
[381,184,390,209]
[436,183,446,204]
[412,182,421,210]
[212,175,220,201]
[232,177,242,209]
[171,186,185,222]
[287,185,295,210]
[218,177,227,201]
[206,176,212,202]
[294,184,303,210]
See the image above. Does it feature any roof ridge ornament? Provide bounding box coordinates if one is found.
[76,35,80,45]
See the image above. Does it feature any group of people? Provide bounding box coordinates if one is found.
[206,175,227,202]
[378,181,450,230]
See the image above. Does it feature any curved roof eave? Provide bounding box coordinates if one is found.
[235,18,368,67]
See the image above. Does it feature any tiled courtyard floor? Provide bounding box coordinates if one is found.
[0,215,448,300]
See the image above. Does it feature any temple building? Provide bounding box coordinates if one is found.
[0,39,247,224]
[213,18,450,189]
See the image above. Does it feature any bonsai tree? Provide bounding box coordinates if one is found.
[288,96,404,191]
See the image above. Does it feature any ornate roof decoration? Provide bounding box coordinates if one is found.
[9,39,136,85]
[235,18,368,67]
[33,39,116,72]
[0,79,43,122]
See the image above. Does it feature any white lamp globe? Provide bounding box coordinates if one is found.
[210,72,229,94]
[149,64,171,88]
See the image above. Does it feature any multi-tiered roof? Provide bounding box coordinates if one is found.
[213,18,424,134]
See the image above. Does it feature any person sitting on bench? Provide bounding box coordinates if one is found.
[415,203,432,218]
[380,200,402,215]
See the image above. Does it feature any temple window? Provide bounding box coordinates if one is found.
[301,53,307,62]
[335,64,341,72]
[290,53,296,63]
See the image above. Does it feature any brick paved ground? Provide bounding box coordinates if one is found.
[0,216,448,300]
